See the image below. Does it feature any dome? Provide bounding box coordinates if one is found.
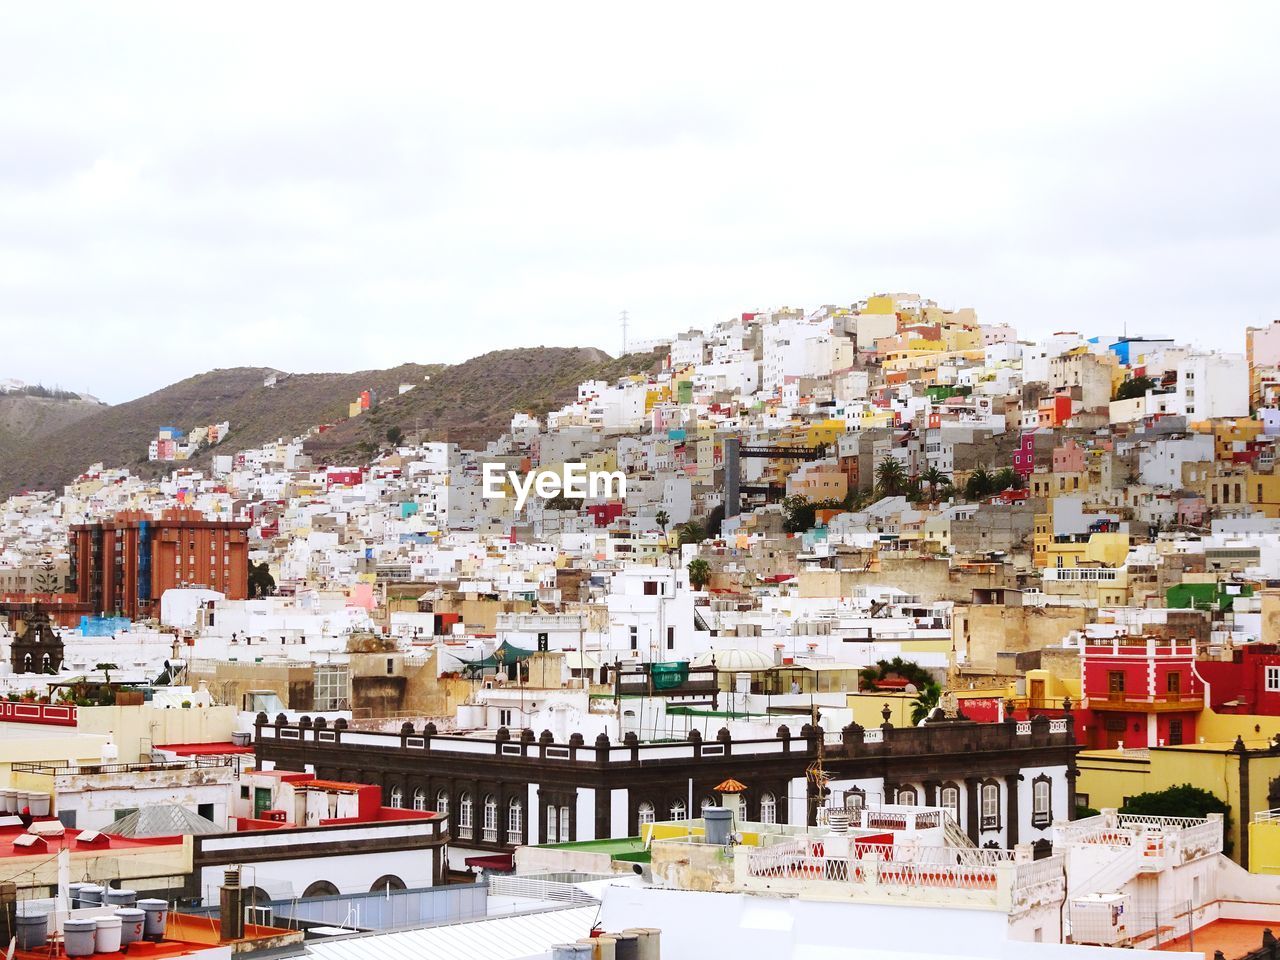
[690,648,773,672]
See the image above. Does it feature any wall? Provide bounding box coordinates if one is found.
[77,704,237,762]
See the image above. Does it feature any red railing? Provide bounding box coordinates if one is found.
[0,701,76,726]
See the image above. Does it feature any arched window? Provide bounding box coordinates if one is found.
[546,804,558,843]
[389,785,404,808]
[700,796,716,814]
[670,799,687,821]
[412,788,427,811]
[940,785,960,821]
[436,790,449,818]
[895,786,917,806]
[508,798,523,843]
[458,792,473,838]
[483,794,498,842]
[303,880,338,898]
[1032,775,1053,828]
[637,801,655,826]
[759,792,777,825]
[981,782,1001,830]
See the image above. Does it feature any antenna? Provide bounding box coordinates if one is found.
[621,310,629,356]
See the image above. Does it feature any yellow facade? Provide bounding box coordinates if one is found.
[1248,471,1280,519]
[864,295,896,315]
[803,418,847,448]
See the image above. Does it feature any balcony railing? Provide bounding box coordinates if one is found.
[12,757,230,777]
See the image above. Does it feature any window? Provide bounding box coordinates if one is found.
[386,657,395,675]
[240,786,250,800]
[483,795,498,842]
[412,788,427,811]
[895,786,917,805]
[643,581,658,596]
[499,709,513,727]
[508,799,523,843]
[1267,666,1280,693]
[1168,718,1184,746]
[667,626,675,651]
[629,626,637,651]
[436,791,449,817]
[941,786,960,821]
[1108,671,1125,695]
[1167,672,1181,696]
[390,786,404,808]
[1075,792,1090,810]
[1032,777,1052,828]
[638,801,656,826]
[314,664,350,711]
[670,799,687,821]
[559,805,570,842]
[759,792,777,825]
[981,783,1000,830]
[458,793,473,838]
[546,804,559,843]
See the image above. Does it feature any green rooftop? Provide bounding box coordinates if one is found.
[541,836,649,861]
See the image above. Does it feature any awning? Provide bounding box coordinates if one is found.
[458,640,538,675]
[464,853,514,871]
[563,650,601,671]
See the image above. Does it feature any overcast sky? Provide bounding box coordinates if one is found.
[3,3,1278,403]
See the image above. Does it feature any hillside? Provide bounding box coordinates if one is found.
[0,347,664,494]
[303,346,665,462]
[0,392,107,465]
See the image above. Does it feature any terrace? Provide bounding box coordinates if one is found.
[1054,810,1224,868]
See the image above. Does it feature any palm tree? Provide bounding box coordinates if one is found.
[965,466,994,501]
[875,457,909,498]
[677,520,705,546]
[919,466,951,502]
[687,558,711,590]
[992,467,1022,492]
[655,510,669,539]
[911,682,942,725]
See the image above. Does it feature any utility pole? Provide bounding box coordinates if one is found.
[621,310,629,356]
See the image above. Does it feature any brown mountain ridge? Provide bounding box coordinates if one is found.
[0,346,664,495]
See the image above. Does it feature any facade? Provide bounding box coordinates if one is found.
[68,508,250,619]
[253,712,1079,872]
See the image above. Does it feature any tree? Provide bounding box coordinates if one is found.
[687,558,711,590]
[704,503,725,538]
[676,520,706,546]
[992,467,1022,493]
[385,426,405,447]
[875,458,909,498]
[655,510,669,539]
[1114,375,1156,402]
[782,495,818,533]
[965,466,994,501]
[911,681,942,725]
[248,561,276,598]
[919,466,952,502]
[33,557,60,594]
[858,657,934,693]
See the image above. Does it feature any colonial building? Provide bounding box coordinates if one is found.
[254,712,1079,872]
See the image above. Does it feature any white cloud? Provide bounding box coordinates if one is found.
[1,1,1278,401]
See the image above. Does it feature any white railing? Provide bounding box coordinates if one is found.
[745,839,1014,892]
[1117,814,1208,832]
[1013,855,1065,893]
[1042,567,1120,582]
[862,728,884,743]
[1049,718,1070,734]
[487,875,602,904]
[1178,820,1224,861]
[1255,808,1280,823]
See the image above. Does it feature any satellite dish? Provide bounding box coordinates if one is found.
[904,682,918,695]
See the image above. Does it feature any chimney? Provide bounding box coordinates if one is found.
[219,867,245,942]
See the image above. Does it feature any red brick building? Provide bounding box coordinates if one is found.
[68,508,250,619]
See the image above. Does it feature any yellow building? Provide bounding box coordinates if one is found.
[1248,471,1280,518]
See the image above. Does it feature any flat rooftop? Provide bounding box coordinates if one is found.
[1157,918,1273,955]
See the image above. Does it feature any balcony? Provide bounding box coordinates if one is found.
[1088,694,1203,713]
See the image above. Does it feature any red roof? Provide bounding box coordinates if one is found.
[155,742,253,756]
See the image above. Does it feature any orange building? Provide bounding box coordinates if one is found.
[68,508,250,619]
